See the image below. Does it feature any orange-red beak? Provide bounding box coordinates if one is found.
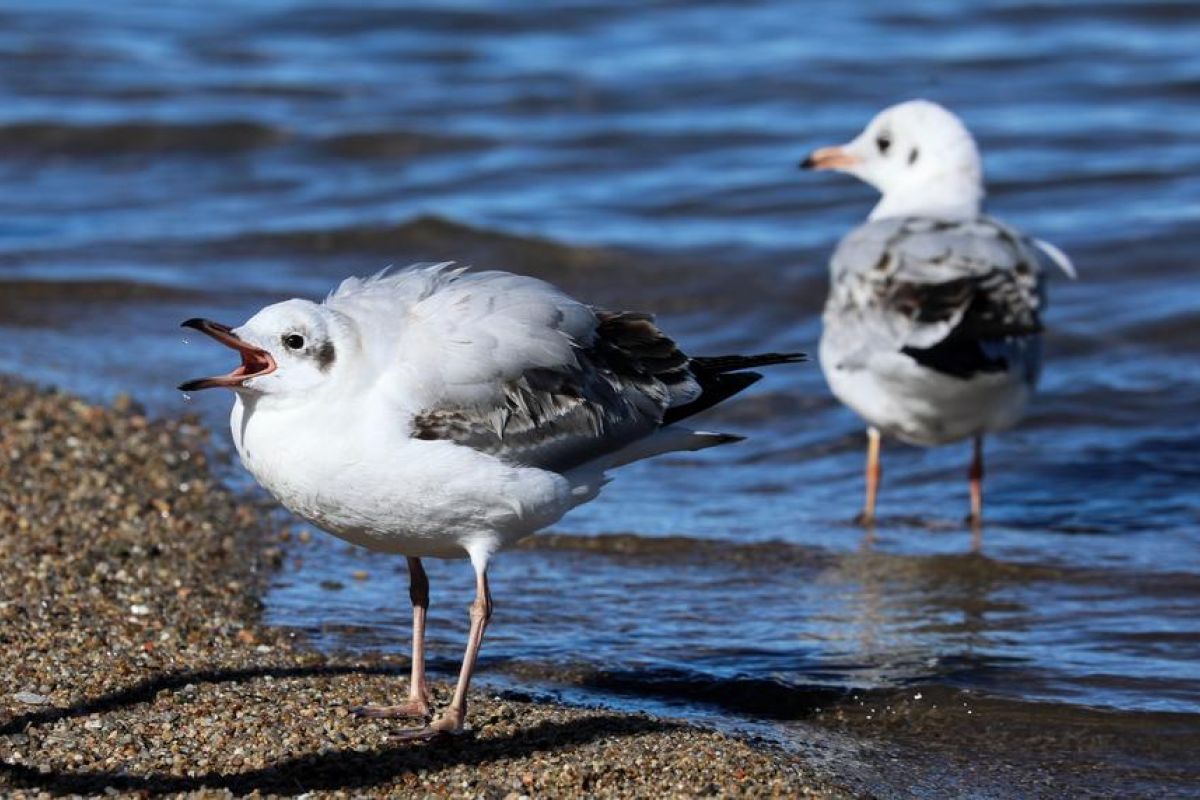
[178,318,276,391]
[800,146,859,171]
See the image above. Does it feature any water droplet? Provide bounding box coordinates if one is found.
[181,393,192,403]
[181,337,190,345]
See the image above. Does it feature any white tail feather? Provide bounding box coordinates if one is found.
[1034,238,1077,279]
[562,428,741,507]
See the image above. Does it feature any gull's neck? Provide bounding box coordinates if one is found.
[868,176,984,221]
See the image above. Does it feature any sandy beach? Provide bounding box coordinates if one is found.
[0,378,847,798]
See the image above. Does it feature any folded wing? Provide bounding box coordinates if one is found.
[409,307,705,473]
[828,217,1047,378]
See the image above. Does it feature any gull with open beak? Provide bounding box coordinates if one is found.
[179,319,277,391]
[179,263,804,739]
[801,100,1075,526]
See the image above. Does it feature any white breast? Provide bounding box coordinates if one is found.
[229,395,575,559]
[819,336,1032,447]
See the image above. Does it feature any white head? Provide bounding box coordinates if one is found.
[802,99,984,220]
[179,299,359,401]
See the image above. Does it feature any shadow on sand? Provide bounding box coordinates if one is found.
[0,664,679,795]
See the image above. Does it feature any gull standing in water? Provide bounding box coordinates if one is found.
[179,264,803,739]
[801,100,1074,525]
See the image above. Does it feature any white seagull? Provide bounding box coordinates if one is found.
[801,100,1074,525]
[179,264,803,738]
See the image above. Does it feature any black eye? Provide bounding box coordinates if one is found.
[283,334,305,350]
[876,135,892,155]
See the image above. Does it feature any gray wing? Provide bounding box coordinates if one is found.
[412,311,699,473]
[825,216,1045,377]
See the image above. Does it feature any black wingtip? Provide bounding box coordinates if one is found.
[799,155,816,170]
[690,352,807,374]
[181,317,206,330]
[711,432,747,446]
[662,371,762,426]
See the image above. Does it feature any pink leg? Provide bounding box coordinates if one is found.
[968,435,984,526]
[394,560,492,740]
[855,427,882,525]
[355,557,432,720]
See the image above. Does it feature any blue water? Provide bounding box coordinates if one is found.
[1,1,1198,795]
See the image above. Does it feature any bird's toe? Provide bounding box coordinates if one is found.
[352,700,432,721]
[391,715,473,742]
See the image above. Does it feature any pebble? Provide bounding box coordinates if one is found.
[13,692,49,705]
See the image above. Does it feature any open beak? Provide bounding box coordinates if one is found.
[178,318,276,391]
[800,145,859,171]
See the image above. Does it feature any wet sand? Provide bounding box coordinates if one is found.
[0,378,848,799]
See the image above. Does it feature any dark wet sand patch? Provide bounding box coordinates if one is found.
[0,378,847,798]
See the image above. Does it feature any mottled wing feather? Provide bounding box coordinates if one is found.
[413,310,700,473]
[592,311,698,409]
[828,216,1045,371]
[892,270,1041,339]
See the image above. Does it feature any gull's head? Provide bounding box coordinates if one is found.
[179,299,354,397]
[801,99,984,220]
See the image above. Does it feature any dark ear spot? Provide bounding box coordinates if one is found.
[316,341,336,371]
[908,147,919,165]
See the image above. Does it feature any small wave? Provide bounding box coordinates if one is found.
[990,167,1183,195]
[256,6,607,37]
[983,0,1198,25]
[518,531,1065,580]
[517,531,837,568]
[203,213,756,316]
[1121,308,1200,351]
[499,659,1194,727]
[0,278,269,330]
[212,214,628,279]
[0,121,288,155]
[317,130,490,159]
[0,278,203,308]
[514,662,857,720]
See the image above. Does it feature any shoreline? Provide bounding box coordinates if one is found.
[0,379,847,798]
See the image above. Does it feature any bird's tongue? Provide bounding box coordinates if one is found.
[232,348,273,377]
[178,318,276,391]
